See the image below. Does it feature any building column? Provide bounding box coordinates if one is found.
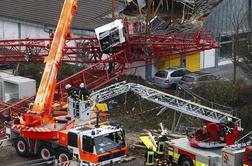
[145,60,152,80]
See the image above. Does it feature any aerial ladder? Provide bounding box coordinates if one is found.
[88,81,241,147]
[92,82,240,126]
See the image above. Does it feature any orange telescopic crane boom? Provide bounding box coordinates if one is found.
[24,0,78,126]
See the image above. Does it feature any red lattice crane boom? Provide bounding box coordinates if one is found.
[0,31,217,64]
[0,31,217,120]
[0,36,102,64]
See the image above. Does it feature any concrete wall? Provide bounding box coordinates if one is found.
[0,19,49,39]
[0,18,95,40]
[200,49,216,69]
[2,76,36,102]
[0,72,13,100]
[127,60,158,80]
[128,61,146,79]
[0,20,19,39]
[21,24,48,38]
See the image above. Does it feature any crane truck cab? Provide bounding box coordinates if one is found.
[58,125,128,165]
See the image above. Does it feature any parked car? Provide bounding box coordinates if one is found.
[179,72,223,89]
[153,67,191,89]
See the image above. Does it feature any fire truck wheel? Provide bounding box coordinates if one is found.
[38,144,54,160]
[179,155,193,166]
[56,148,73,163]
[15,137,29,157]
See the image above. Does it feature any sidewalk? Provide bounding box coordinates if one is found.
[203,64,252,85]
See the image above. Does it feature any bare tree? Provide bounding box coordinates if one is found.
[228,1,248,83]
[236,0,252,79]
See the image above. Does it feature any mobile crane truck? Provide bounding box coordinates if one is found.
[1,0,128,165]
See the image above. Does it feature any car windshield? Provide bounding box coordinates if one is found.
[181,76,195,82]
[94,131,125,155]
[155,71,168,78]
[183,70,191,74]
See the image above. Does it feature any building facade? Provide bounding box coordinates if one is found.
[204,0,251,66]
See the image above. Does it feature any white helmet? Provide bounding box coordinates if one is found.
[65,84,71,90]
[227,117,232,122]
[80,83,85,88]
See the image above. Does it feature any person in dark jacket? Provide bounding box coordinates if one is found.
[79,83,89,100]
[65,84,77,99]
[108,60,114,75]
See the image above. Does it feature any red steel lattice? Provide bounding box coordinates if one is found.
[0,31,217,118]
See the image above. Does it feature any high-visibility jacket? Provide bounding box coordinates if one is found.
[156,141,166,155]
[145,150,155,166]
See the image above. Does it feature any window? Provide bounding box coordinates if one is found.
[82,136,94,153]
[182,70,191,75]
[94,131,125,155]
[155,71,168,78]
[68,132,78,147]
[181,76,195,82]
[171,70,183,77]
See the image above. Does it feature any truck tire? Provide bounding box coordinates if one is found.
[56,148,73,163]
[15,137,29,157]
[179,156,194,166]
[38,144,54,160]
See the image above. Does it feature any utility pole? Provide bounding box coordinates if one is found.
[112,0,116,21]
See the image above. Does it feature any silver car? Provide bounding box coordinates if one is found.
[179,72,221,89]
[153,67,191,89]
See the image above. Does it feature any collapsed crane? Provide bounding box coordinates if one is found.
[2,1,128,165]
[0,31,218,119]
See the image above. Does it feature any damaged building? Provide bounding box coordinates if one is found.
[123,0,222,79]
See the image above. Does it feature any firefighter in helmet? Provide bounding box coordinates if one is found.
[79,83,89,101]
[156,135,168,160]
[145,146,155,166]
[65,84,77,99]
